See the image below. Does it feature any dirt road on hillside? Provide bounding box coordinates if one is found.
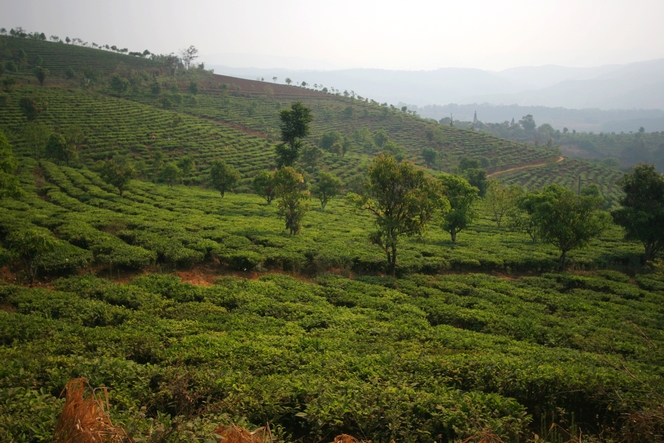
[487,156,564,178]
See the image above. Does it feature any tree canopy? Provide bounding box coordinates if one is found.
[612,164,664,263]
[353,154,443,276]
[209,159,240,197]
[439,175,479,242]
[276,102,313,167]
[531,184,610,270]
[0,131,22,198]
[274,167,309,235]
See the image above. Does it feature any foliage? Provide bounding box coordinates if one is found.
[45,133,78,165]
[612,163,664,262]
[0,131,22,198]
[353,154,443,276]
[276,101,313,167]
[300,144,323,172]
[312,172,342,210]
[7,228,57,282]
[274,166,309,235]
[209,159,240,197]
[531,184,611,270]
[98,158,136,197]
[109,74,129,96]
[18,97,43,121]
[439,174,479,242]
[252,170,276,205]
[30,66,49,87]
[159,162,181,187]
[485,180,520,227]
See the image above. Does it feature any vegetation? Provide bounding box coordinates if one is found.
[1,31,664,442]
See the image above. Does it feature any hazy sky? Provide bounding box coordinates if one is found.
[2,0,663,71]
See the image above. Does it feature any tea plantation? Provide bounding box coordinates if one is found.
[1,34,663,442]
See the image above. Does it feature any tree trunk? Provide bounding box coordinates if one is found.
[559,250,567,271]
[389,245,397,277]
[450,229,457,242]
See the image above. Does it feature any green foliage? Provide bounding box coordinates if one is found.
[0,131,22,198]
[109,74,129,95]
[18,97,43,121]
[300,144,323,172]
[252,170,276,204]
[484,180,520,227]
[98,158,136,196]
[274,166,309,235]
[45,133,77,165]
[439,174,479,242]
[531,184,611,270]
[7,228,57,282]
[20,121,51,160]
[209,159,240,197]
[612,163,664,262]
[32,65,49,86]
[276,101,313,167]
[159,162,181,187]
[354,154,443,275]
[312,172,342,210]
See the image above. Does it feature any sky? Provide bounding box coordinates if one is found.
[2,0,664,71]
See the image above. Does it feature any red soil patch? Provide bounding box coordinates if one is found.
[487,156,564,178]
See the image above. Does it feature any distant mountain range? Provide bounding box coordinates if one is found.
[206,58,664,131]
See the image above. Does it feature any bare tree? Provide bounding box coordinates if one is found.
[179,45,199,70]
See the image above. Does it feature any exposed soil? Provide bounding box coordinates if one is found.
[487,156,564,178]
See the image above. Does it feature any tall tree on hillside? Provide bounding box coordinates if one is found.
[0,131,22,198]
[531,184,610,270]
[274,167,310,235]
[99,157,136,197]
[484,180,521,228]
[439,175,479,242]
[33,66,49,86]
[180,46,199,69]
[45,133,77,166]
[351,154,444,276]
[253,170,276,204]
[612,164,664,263]
[312,172,342,210]
[209,159,240,197]
[275,101,313,167]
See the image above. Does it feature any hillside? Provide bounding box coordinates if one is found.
[1,33,664,443]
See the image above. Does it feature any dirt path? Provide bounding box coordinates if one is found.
[487,156,564,178]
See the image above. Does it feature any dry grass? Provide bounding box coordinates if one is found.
[213,424,271,443]
[52,378,133,443]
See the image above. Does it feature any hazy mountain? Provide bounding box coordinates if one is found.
[469,59,664,109]
[207,58,664,130]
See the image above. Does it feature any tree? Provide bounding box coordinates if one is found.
[177,156,195,180]
[33,66,49,86]
[318,130,342,151]
[45,133,77,165]
[0,131,22,198]
[312,172,342,210]
[422,147,439,169]
[188,81,198,94]
[352,154,443,276]
[300,145,323,172]
[531,184,610,270]
[274,167,309,235]
[463,168,488,197]
[19,97,43,121]
[285,78,292,85]
[180,45,199,69]
[159,162,181,187]
[7,228,57,283]
[276,101,313,167]
[110,75,129,95]
[253,170,276,204]
[439,175,479,242]
[612,164,664,263]
[209,159,240,197]
[21,122,51,160]
[99,158,136,197]
[485,180,521,227]
[520,114,536,132]
[507,188,538,242]
[4,60,18,73]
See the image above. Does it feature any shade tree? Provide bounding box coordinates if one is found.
[439,175,479,242]
[209,159,240,197]
[351,154,443,276]
[612,164,664,263]
[312,172,342,210]
[253,170,276,204]
[274,167,309,235]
